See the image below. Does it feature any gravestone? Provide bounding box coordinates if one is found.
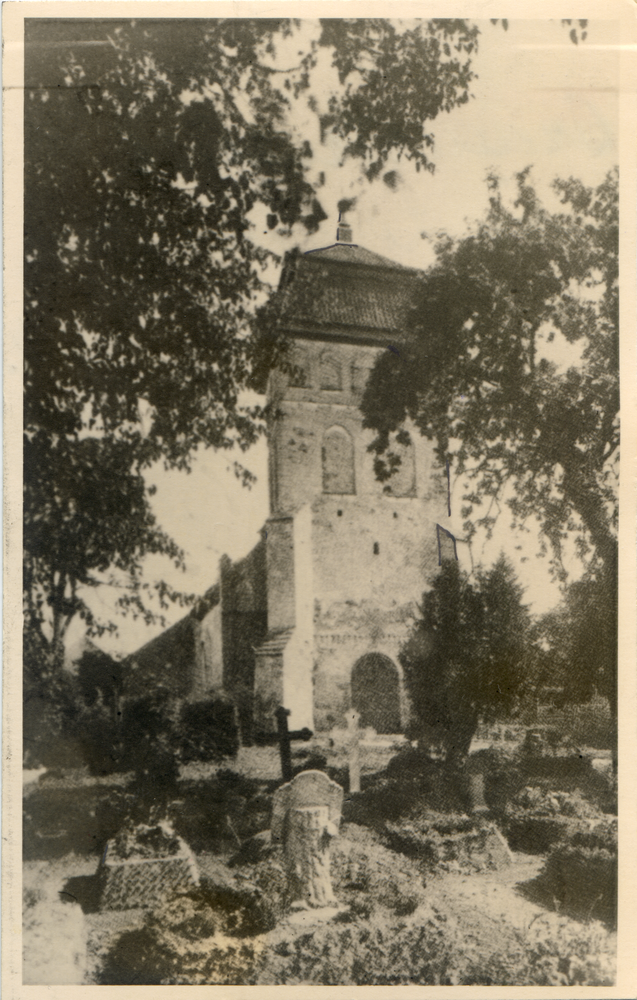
[272,770,343,909]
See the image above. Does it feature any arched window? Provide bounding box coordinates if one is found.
[385,437,416,497]
[319,351,342,390]
[322,425,355,494]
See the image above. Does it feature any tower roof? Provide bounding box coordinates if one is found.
[276,239,424,346]
[303,241,417,272]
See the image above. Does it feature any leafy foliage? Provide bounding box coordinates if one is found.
[24,18,481,664]
[401,558,532,765]
[178,697,240,763]
[460,913,615,986]
[363,168,618,581]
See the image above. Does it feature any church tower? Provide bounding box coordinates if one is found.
[253,219,453,734]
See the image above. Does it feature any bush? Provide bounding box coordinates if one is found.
[119,692,181,811]
[178,697,239,764]
[259,911,458,986]
[175,770,274,853]
[383,812,501,872]
[532,820,617,928]
[459,914,615,985]
[502,785,606,854]
[98,879,280,985]
[74,705,122,776]
[345,748,466,828]
[24,784,134,860]
[331,824,427,915]
[23,664,83,769]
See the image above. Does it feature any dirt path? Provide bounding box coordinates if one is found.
[427,854,547,948]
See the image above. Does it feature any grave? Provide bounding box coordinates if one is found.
[98,819,200,911]
[272,770,343,913]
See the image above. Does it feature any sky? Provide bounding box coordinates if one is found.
[78,17,620,658]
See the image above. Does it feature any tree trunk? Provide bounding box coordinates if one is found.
[445,712,478,771]
[284,806,337,908]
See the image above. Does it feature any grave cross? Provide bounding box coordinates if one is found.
[275,706,313,782]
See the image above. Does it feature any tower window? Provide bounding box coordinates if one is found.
[373,542,380,555]
[322,425,355,494]
[337,509,343,517]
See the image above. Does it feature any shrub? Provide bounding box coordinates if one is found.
[178,697,239,764]
[174,770,274,853]
[459,913,615,985]
[400,558,531,768]
[331,825,427,915]
[345,749,465,828]
[23,664,83,769]
[533,820,617,928]
[383,812,503,872]
[502,785,606,854]
[119,692,181,812]
[74,705,122,776]
[258,911,458,986]
[98,880,279,985]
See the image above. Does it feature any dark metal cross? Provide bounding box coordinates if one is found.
[274,706,312,782]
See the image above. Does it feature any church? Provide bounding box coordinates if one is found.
[127,217,457,738]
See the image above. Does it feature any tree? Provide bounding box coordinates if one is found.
[401,557,532,767]
[25,18,482,668]
[24,18,592,668]
[538,574,617,715]
[363,168,618,713]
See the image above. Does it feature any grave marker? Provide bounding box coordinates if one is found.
[274,706,313,781]
[272,770,343,909]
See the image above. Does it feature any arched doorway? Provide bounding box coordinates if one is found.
[351,654,401,734]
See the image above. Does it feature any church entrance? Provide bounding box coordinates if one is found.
[351,654,401,734]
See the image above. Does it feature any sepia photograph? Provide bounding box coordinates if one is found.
[5,3,635,991]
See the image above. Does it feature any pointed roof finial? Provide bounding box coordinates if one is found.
[336,210,353,245]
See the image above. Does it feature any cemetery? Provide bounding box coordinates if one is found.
[21,19,620,988]
[23,696,617,986]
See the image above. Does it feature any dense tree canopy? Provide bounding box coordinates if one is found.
[363,168,618,580]
[25,18,482,664]
[401,557,532,766]
[363,168,618,716]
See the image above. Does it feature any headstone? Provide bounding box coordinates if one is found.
[272,770,343,910]
[347,709,361,793]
